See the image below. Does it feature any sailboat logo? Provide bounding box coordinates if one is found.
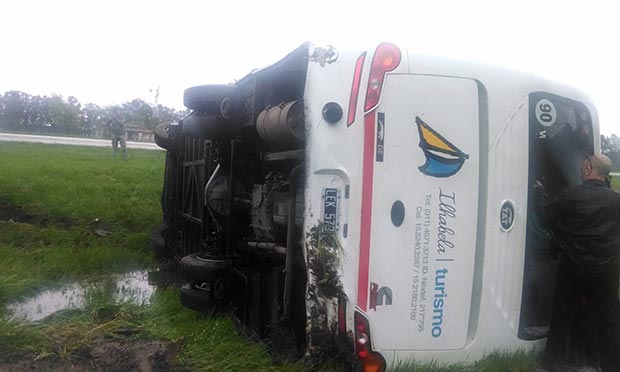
[415,116,469,177]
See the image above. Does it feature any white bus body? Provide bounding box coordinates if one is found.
[302,42,597,369]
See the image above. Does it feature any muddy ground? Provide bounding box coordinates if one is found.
[0,200,183,371]
[0,337,181,372]
[0,199,70,227]
[1,276,185,372]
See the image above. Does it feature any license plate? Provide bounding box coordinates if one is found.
[322,188,339,232]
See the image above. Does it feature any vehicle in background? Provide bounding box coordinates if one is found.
[151,42,598,371]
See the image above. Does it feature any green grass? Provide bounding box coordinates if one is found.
[0,143,161,302]
[0,143,164,359]
[0,143,314,371]
[143,289,307,372]
[0,143,164,230]
[393,350,538,372]
[612,175,619,191]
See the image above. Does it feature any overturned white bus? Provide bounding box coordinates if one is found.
[151,42,598,371]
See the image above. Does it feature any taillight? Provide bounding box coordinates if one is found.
[347,52,367,126]
[354,311,386,372]
[363,43,402,113]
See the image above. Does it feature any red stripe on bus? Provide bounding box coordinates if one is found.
[357,111,376,311]
[347,52,366,126]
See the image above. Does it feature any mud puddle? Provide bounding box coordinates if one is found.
[0,199,71,227]
[7,271,156,322]
[0,338,181,372]
[2,270,185,371]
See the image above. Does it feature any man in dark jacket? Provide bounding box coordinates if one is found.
[543,154,620,372]
[106,110,128,159]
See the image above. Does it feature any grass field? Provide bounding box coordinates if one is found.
[0,142,548,371]
[0,143,161,297]
[0,143,306,371]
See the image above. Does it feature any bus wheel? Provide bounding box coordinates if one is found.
[154,122,179,150]
[180,253,232,283]
[179,283,226,313]
[183,84,237,116]
[181,110,234,140]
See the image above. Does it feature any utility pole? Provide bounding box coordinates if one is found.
[150,85,160,119]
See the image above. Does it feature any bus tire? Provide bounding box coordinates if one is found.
[154,122,175,150]
[183,84,237,116]
[180,283,218,313]
[180,253,231,283]
[181,111,234,139]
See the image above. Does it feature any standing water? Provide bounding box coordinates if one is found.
[6,271,156,322]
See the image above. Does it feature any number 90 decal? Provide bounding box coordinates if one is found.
[535,99,557,127]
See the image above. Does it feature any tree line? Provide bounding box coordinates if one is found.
[0,89,618,170]
[0,90,187,136]
[602,134,620,172]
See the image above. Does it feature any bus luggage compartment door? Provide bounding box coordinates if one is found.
[365,74,481,351]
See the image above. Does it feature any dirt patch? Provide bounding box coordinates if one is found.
[0,199,71,228]
[0,200,37,224]
[0,338,182,372]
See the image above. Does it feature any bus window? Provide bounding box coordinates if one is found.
[519,93,593,340]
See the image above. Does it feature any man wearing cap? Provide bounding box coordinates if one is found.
[543,154,620,372]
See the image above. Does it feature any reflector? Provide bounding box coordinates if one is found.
[347,52,367,126]
[354,311,386,372]
[362,353,384,372]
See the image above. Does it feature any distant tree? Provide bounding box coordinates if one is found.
[0,89,186,136]
[0,91,29,130]
[48,95,81,134]
[81,103,105,136]
[157,104,188,124]
[601,134,620,171]
[121,99,155,129]
[26,95,51,132]
[67,96,82,133]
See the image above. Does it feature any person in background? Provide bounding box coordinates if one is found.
[542,154,620,372]
[106,110,128,159]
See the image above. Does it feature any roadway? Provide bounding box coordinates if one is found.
[0,132,162,150]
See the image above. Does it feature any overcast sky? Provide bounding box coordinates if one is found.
[0,0,617,135]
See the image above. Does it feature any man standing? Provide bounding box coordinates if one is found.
[106,110,129,159]
[543,154,620,372]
